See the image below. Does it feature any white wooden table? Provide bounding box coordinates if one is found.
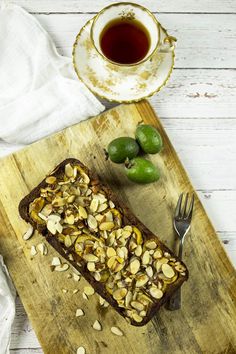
[5,1,236,352]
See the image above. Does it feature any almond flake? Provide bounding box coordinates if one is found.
[82,292,88,300]
[62,288,68,294]
[73,273,81,282]
[109,200,115,208]
[87,214,98,229]
[162,263,175,278]
[73,289,79,294]
[106,247,116,258]
[142,250,150,265]
[51,257,61,266]
[90,199,99,213]
[145,240,157,250]
[76,308,84,317]
[77,347,86,354]
[65,163,74,178]
[30,245,37,256]
[22,225,34,241]
[37,243,47,256]
[84,286,95,296]
[99,221,114,231]
[113,288,127,300]
[87,262,96,272]
[92,320,102,331]
[79,206,87,219]
[130,259,140,274]
[54,264,69,272]
[149,287,163,299]
[111,326,123,336]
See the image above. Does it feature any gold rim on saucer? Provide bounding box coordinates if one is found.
[72,17,175,103]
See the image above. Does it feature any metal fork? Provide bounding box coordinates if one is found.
[166,193,195,311]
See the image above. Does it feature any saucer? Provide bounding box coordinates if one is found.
[73,18,175,103]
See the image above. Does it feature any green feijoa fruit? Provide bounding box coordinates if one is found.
[135,124,163,154]
[107,137,139,163]
[125,157,160,184]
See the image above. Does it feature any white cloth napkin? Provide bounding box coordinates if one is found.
[0,3,104,156]
[0,3,104,353]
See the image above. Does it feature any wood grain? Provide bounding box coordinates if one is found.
[0,101,235,354]
[8,0,236,14]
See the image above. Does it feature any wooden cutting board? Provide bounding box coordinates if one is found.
[0,101,235,354]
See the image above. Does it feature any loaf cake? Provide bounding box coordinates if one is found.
[19,158,188,326]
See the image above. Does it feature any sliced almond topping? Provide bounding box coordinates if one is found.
[79,206,88,219]
[131,301,145,311]
[106,247,116,258]
[134,245,142,257]
[90,199,99,213]
[67,195,76,203]
[113,288,127,300]
[162,264,175,278]
[77,347,86,354]
[30,245,37,256]
[132,312,143,323]
[149,287,163,299]
[84,286,95,296]
[66,214,75,225]
[87,214,98,229]
[140,310,147,317]
[145,240,157,250]
[136,274,149,287]
[94,272,101,281]
[107,256,116,269]
[130,259,140,274]
[92,320,102,331]
[46,176,57,184]
[62,288,68,294]
[124,225,133,233]
[73,289,79,294]
[99,221,114,231]
[153,249,163,259]
[83,254,99,262]
[142,250,150,265]
[125,290,132,308]
[76,308,84,317]
[109,200,115,209]
[47,219,57,235]
[23,225,34,241]
[146,266,154,278]
[81,172,90,184]
[175,264,186,272]
[54,264,69,272]
[51,257,61,266]
[87,262,96,272]
[111,326,123,336]
[65,163,74,178]
[97,202,108,213]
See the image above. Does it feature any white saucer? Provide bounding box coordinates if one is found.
[73,18,175,103]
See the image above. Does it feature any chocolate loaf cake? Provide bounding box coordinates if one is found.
[19,158,188,326]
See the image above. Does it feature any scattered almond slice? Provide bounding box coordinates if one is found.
[82,292,88,300]
[54,264,69,272]
[37,243,47,256]
[111,326,123,336]
[73,289,79,294]
[73,273,81,282]
[51,257,61,266]
[62,288,68,294]
[76,308,84,317]
[67,273,72,279]
[30,245,37,256]
[99,296,109,307]
[92,320,102,331]
[22,225,34,241]
[84,286,95,296]
[77,347,86,354]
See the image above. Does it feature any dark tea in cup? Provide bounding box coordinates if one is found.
[100,18,150,65]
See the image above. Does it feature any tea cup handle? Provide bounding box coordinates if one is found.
[158,35,177,53]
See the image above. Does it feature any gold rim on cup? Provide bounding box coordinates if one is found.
[90,2,162,67]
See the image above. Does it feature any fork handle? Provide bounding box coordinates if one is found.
[166,287,181,310]
[166,239,183,311]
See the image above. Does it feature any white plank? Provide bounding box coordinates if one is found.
[158,117,236,190]
[33,13,236,69]
[7,0,236,14]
